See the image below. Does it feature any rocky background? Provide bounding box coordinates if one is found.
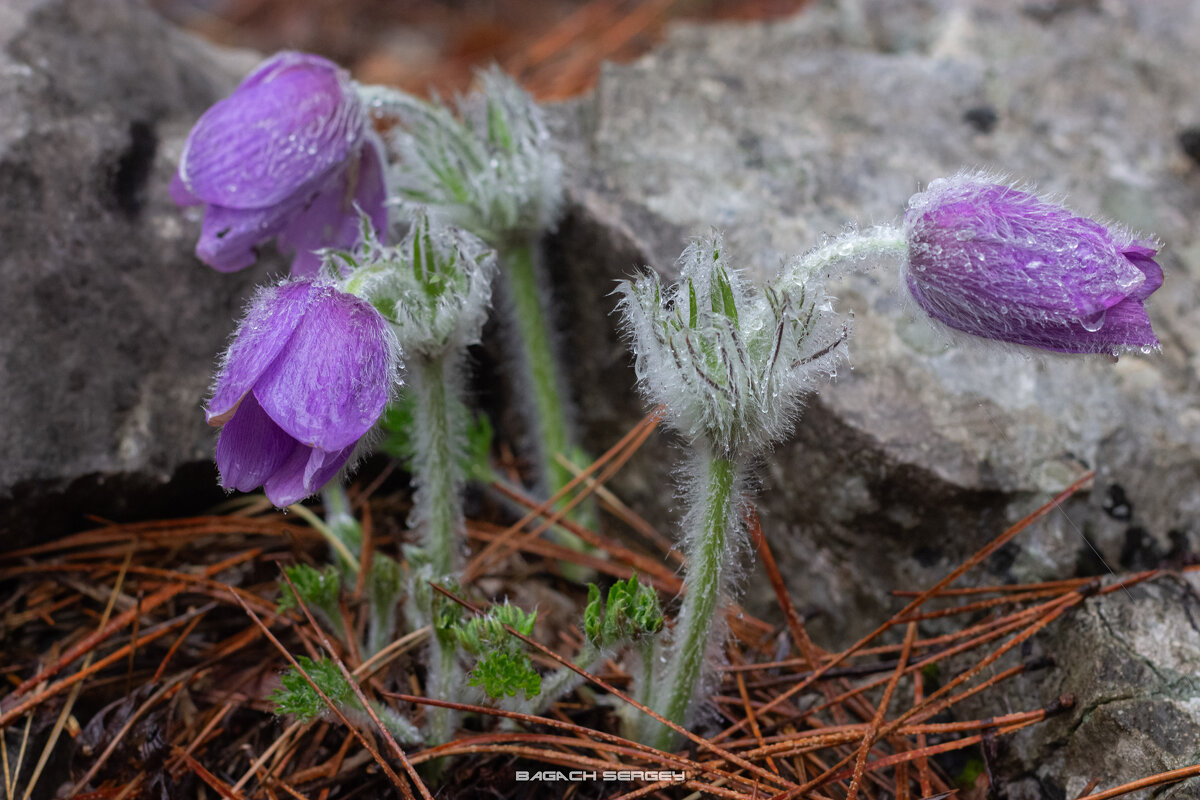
[3,0,1199,795]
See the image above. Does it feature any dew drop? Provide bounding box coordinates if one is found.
[1080,310,1106,332]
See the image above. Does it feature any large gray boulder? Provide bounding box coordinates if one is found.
[546,0,1200,644]
[0,0,272,544]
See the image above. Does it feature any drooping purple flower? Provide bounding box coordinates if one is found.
[172,52,388,276]
[207,279,399,506]
[903,174,1163,354]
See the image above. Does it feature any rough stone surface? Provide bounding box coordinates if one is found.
[0,0,275,544]
[546,0,1200,639]
[959,575,1200,799]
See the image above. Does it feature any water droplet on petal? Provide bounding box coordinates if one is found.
[1080,310,1106,332]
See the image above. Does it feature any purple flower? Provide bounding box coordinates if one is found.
[172,52,388,276]
[207,279,399,506]
[903,174,1163,354]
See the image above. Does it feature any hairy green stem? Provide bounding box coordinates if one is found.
[646,451,741,749]
[788,225,907,283]
[501,238,597,555]
[344,700,422,745]
[503,239,573,496]
[426,632,461,744]
[408,351,469,744]
[409,351,467,578]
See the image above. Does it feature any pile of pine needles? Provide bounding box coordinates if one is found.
[3,409,1200,799]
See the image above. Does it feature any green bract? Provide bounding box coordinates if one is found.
[385,68,563,245]
[340,210,495,356]
[616,234,849,456]
[271,656,354,721]
[585,575,663,647]
[469,651,542,700]
[453,602,538,656]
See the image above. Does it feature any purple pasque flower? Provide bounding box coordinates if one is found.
[171,52,388,276]
[207,278,399,506]
[903,173,1163,354]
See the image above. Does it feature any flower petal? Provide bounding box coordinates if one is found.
[170,171,200,206]
[1122,243,1164,301]
[262,444,353,506]
[253,286,394,450]
[261,441,313,507]
[904,175,1164,354]
[305,445,355,492]
[207,280,319,424]
[907,180,1145,319]
[906,272,1159,354]
[215,393,301,492]
[194,202,293,273]
[178,52,364,210]
[355,134,390,241]
[278,136,390,277]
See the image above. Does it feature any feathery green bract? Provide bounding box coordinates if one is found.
[616,233,849,457]
[469,651,542,699]
[340,210,496,358]
[272,657,354,721]
[387,68,563,246]
[584,575,663,648]
[277,564,340,615]
[453,602,538,655]
[453,602,542,700]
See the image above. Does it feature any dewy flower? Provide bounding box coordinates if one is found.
[207,279,399,506]
[903,173,1163,354]
[171,52,387,276]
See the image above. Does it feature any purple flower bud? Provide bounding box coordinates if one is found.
[903,174,1163,354]
[207,279,399,506]
[172,52,388,276]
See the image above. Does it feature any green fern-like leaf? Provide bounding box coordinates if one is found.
[468,651,542,699]
[277,564,340,615]
[271,657,355,721]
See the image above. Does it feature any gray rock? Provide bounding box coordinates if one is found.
[546,0,1200,646]
[970,575,1200,799]
[0,0,274,544]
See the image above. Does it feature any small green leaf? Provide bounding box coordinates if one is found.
[271,657,356,721]
[468,651,541,699]
[277,564,340,615]
[688,281,698,330]
[452,602,537,656]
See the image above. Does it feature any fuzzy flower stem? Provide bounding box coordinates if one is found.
[648,449,742,749]
[526,643,606,717]
[426,635,461,745]
[322,483,362,554]
[341,699,422,745]
[408,351,467,579]
[501,238,596,544]
[788,225,907,283]
[504,238,571,495]
[407,351,468,743]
